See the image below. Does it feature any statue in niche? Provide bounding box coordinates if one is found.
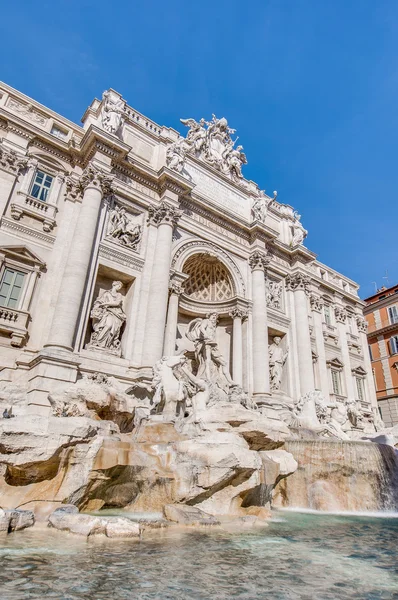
[186,312,235,388]
[290,212,308,247]
[269,336,288,391]
[252,190,277,222]
[107,205,142,249]
[88,281,126,355]
[101,90,125,135]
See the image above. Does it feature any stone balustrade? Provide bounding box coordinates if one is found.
[0,306,30,346]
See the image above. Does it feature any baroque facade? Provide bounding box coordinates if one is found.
[0,83,378,431]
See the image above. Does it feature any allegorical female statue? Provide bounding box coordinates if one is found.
[88,281,126,355]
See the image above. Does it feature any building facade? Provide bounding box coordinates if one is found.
[0,83,378,430]
[364,284,398,426]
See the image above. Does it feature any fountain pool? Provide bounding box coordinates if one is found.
[0,511,397,599]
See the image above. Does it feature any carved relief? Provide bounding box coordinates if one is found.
[266,279,283,310]
[7,98,47,126]
[107,204,142,250]
[356,316,368,333]
[86,281,126,356]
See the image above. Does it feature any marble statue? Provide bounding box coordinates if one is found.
[166,137,186,173]
[269,336,288,391]
[179,114,247,183]
[266,279,283,310]
[290,212,308,247]
[186,312,235,387]
[87,281,126,355]
[107,205,142,249]
[101,90,125,135]
[252,190,277,222]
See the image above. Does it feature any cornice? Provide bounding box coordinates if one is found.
[0,217,55,246]
[98,241,145,272]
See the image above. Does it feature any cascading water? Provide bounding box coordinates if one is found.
[273,440,398,512]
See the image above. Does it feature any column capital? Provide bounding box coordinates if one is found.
[249,250,270,272]
[0,141,28,176]
[309,293,323,313]
[169,280,184,296]
[285,272,311,294]
[356,315,368,333]
[335,306,347,324]
[229,307,248,320]
[147,201,182,227]
[65,163,114,201]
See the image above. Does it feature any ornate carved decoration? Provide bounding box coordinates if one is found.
[356,316,368,333]
[229,307,248,320]
[147,201,182,226]
[1,217,55,245]
[65,164,114,201]
[309,293,323,313]
[249,250,270,272]
[166,115,248,185]
[7,98,47,126]
[171,240,246,297]
[290,212,308,247]
[285,272,311,294]
[106,203,142,250]
[335,306,347,324]
[0,141,27,176]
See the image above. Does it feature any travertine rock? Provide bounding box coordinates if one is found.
[48,508,141,538]
[0,508,35,533]
[163,503,220,526]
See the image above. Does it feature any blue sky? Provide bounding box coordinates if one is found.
[1,0,397,298]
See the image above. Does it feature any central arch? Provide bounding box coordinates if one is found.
[183,253,234,302]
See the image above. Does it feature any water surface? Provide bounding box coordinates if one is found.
[1,511,397,599]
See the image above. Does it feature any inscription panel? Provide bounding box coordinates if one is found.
[185,162,250,220]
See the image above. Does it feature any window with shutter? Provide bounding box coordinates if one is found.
[0,268,26,309]
[388,305,398,324]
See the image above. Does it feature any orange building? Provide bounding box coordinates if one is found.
[364,284,398,426]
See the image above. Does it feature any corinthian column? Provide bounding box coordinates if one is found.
[229,308,248,386]
[163,280,184,356]
[335,306,356,401]
[309,293,329,398]
[45,164,114,351]
[249,250,270,401]
[286,272,314,395]
[142,202,181,365]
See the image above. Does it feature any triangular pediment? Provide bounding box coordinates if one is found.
[0,246,46,269]
[351,365,367,376]
[327,357,344,369]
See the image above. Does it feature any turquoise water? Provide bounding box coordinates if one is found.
[0,511,397,599]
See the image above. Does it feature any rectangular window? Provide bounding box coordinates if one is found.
[0,268,26,309]
[30,170,53,202]
[390,335,398,355]
[369,345,373,361]
[324,305,332,325]
[388,305,398,324]
[356,377,364,401]
[331,369,341,395]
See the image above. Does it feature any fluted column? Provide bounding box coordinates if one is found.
[163,280,184,356]
[45,164,114,351]
[0,141,27,216]
[309,293,330,399]
[249,250,270,401]
[229,308,248,386]
[142,202,181,365]
[286,273,314,395]
[335,306,356,401]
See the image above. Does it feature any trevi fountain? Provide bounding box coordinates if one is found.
[0,83,397,598]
